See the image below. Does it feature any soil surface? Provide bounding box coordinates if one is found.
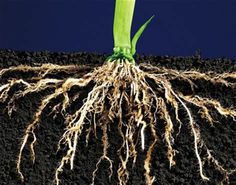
[0,50,235,185]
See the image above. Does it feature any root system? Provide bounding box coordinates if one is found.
[0,59,235,185]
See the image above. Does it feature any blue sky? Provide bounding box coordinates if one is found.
[0,0,236,59]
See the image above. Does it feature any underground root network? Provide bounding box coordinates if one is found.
[0,59,236,185]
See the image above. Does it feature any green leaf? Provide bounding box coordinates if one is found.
[131,15,155,55]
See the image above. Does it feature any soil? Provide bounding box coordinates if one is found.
[0,49,235,185]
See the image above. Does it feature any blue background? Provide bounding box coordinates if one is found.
[0,0,236,59]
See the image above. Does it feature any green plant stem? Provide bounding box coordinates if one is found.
[113,0,136,51]
[108,0,153,62]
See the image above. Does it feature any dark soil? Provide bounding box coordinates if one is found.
[0,50,235,185]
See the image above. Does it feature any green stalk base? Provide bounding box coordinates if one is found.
[106,47,135,63]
